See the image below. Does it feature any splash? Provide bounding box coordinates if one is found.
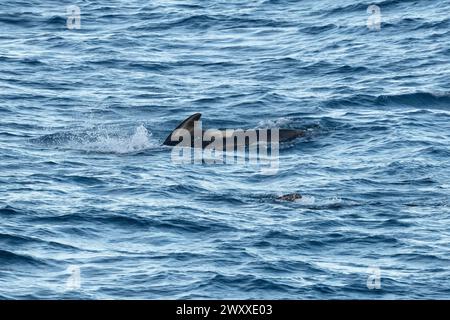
[32,124,158,154]
[78,124,156,154]
[295,195,316,205]
[256,117,292,129]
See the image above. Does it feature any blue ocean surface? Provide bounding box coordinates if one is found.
[1,0,449,299]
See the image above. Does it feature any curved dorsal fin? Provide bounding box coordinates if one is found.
[163,113,201,146]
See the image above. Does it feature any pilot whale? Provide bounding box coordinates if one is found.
[163,113,305,148]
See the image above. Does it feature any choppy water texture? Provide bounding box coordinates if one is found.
[1,0,450,299]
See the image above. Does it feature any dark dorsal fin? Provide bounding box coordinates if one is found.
[163,113,201,146]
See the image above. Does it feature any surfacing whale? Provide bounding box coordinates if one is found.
[163,113,305,148]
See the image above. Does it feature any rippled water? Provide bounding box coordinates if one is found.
[1,0,450,299]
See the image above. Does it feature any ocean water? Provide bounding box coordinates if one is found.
[1,0,450,299]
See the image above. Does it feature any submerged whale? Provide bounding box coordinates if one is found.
[163,113,305,148]
[276,193,302,201]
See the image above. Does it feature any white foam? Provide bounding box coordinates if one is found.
[256,117,292,128]
[72,124,156,154]
[295,195,316,204]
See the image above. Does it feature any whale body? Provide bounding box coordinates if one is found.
[163,113,305,148]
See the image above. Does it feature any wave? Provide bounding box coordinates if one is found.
[0,249,48,267]
[0,205,22,216]
[325,92,450,109]
[31,209,236,234]
[45,15,66,26]
[375,92,450,108]
[202,273,298,294]
[0,233,80,250]
[319,0,424,17]
[131,13,293,31]
[0,55,46,66]
[0,12,67,29]
[0,12,36,27]
[300,24,339,35]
